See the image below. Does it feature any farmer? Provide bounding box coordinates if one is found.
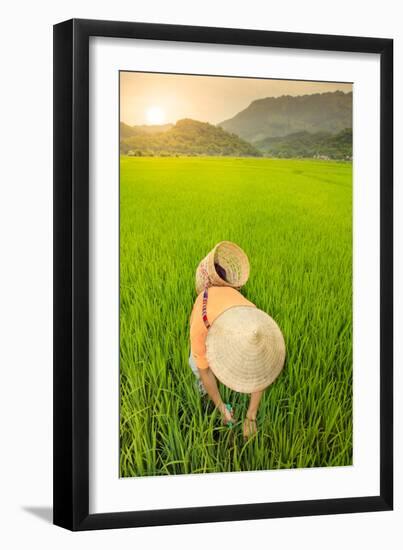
[189,241,286,439]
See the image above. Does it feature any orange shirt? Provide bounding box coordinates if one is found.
[189,286,256,370]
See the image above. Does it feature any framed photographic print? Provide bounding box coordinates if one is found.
[53,19,393,530]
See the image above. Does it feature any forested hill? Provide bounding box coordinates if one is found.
[255,128,352,159]
[219,91,352,142]
[120,118,262,157]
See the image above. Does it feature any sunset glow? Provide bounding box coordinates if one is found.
[146,106,166,125]
[121,72,352,127]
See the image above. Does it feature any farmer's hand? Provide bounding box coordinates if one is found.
[243,417,257,439]
[219,402,235,425]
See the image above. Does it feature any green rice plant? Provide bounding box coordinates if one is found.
[119,156,353,477]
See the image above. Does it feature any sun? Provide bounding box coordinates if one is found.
[145,106,166,125]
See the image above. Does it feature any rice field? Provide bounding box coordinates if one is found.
[119,156,353,477]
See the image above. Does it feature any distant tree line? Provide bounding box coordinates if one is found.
[120,119,352,160]
[254,128,352,160]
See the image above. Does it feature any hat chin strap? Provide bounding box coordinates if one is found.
[199,262,211,288]
[202,286,211,329]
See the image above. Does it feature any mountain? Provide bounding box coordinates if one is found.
[255,128,352,159]
[120,122,173,139]
[219,91,352,143]
[120,118,262,157]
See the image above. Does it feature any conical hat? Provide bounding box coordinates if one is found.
[206,306,286,393]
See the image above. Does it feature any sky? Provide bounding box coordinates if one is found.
[120,71,352,127]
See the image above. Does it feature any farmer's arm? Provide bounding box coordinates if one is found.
[191,331,223,408]
[198,367,223,408]
[198,367,233,423]
[190,312,232,421]
[192,338,231,421]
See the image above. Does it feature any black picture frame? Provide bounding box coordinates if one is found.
[53,18,393,531]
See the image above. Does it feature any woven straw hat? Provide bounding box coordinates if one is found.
[195,241,250,294]
[206,306,286,393]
